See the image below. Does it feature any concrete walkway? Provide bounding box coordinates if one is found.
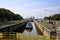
[37,20,56,32]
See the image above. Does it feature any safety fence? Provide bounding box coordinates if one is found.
[0,32,59,40]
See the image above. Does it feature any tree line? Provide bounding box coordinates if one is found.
[0,8,23,21]
[44,14,60,20]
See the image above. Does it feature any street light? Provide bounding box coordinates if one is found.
[44,9,53,12]
[44,10,52,19]
[44,9,55,24]
[44,9,57,36]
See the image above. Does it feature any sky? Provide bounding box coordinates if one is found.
[0,0,60,19]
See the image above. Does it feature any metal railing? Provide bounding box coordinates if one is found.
[0,32,59,40]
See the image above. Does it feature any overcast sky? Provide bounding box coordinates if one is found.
[0,0,60,19]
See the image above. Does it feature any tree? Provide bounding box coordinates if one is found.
[0,8,23,21]
[52,14,60,20]
[44,14,60,20]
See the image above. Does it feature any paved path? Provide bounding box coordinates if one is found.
[38,21,56,31]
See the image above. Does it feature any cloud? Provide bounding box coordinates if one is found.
[0,0,60,19]
[2,5,60,19]
[21,6,60,18]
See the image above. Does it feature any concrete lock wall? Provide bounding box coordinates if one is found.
[0,33,3,38]
[34,20,44,33]
[0,21,27,39]
[0,21,27,32]
[34,20,50,37]
[44,28,50,37]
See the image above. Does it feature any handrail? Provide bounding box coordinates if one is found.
[0,32,59,40]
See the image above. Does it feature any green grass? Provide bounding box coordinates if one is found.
[0,20,26,25]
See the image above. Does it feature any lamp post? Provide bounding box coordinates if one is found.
[44,9,54,23]
[44,9,56,25]
[44,9,57,37]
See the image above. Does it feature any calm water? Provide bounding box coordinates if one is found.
[23,22,37,34]
[15,22,43,35]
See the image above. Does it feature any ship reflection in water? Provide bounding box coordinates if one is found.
[15,22,42,35]
[23,22,37,34]
[16,22,37,34]
[26,28,33,32]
